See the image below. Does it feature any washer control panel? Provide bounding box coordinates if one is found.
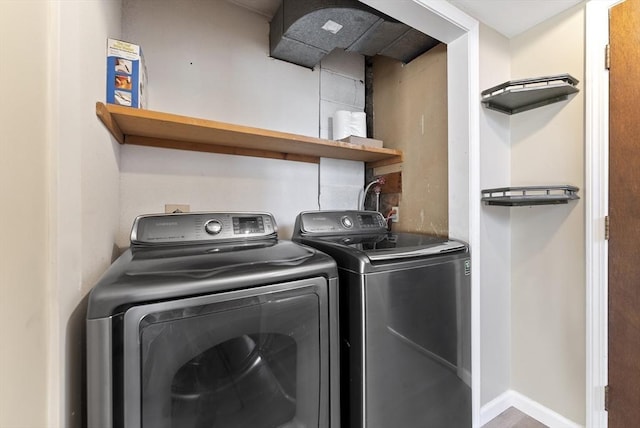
[131,212,277,245]
[296,210,387,235]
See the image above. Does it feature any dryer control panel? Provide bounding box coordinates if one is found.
[130,212,277,245]
[295,210,387,236]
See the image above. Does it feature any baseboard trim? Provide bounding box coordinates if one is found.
[480,391,514,426]
[480,390,583,428]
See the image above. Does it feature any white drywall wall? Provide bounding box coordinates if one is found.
[51,1,123,427]
[0,1,50,426]
[478,23,512,407]
[510,4,586,425]
[119,145,319,243]
[122,0,318,136]
[120,0,365,239]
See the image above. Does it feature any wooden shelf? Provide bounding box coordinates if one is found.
[96,102,402,167]
[481,185,580,206]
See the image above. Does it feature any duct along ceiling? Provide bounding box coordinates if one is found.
[268,0,442,68]
[228,0,586,42]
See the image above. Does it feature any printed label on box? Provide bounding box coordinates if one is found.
[106,38,147,108]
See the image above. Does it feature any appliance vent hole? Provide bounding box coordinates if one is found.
[321,20,343,34]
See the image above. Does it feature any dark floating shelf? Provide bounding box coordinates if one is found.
[481,185,580,206]
[481,74,579,115]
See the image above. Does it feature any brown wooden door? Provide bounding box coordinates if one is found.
[608,0,640,425]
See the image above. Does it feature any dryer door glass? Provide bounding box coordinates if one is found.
[123,279,328,428]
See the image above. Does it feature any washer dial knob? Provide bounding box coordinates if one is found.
[341,216,353,229]
[204,219,223,235]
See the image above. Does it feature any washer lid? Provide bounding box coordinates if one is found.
[316,232,466,261]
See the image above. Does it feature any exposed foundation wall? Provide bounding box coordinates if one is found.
[371,44,449,235]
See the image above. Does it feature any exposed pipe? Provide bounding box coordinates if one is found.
[359,176,385,211]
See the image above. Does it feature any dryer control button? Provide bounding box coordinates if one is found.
[341,216,353,229]
[204,219,223,235]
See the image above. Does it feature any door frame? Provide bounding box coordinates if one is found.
[585,1,624,426]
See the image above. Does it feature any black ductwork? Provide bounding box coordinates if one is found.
[269,0,441,69]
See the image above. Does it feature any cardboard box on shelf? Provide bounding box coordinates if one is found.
[106,38,147,108]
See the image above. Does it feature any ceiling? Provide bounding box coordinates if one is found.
[225,0,281,18]
[225,0,584,39]
[447,0,583,38]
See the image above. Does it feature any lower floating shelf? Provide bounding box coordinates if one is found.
[481,185,580,206]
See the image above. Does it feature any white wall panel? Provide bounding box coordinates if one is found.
[510,4,586,425]
[122,0,319,137]
[119,145,319,241]
[45,1,122,427]
[478,23,512,407]
[0,2,50,427]
[120,0,325,240]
